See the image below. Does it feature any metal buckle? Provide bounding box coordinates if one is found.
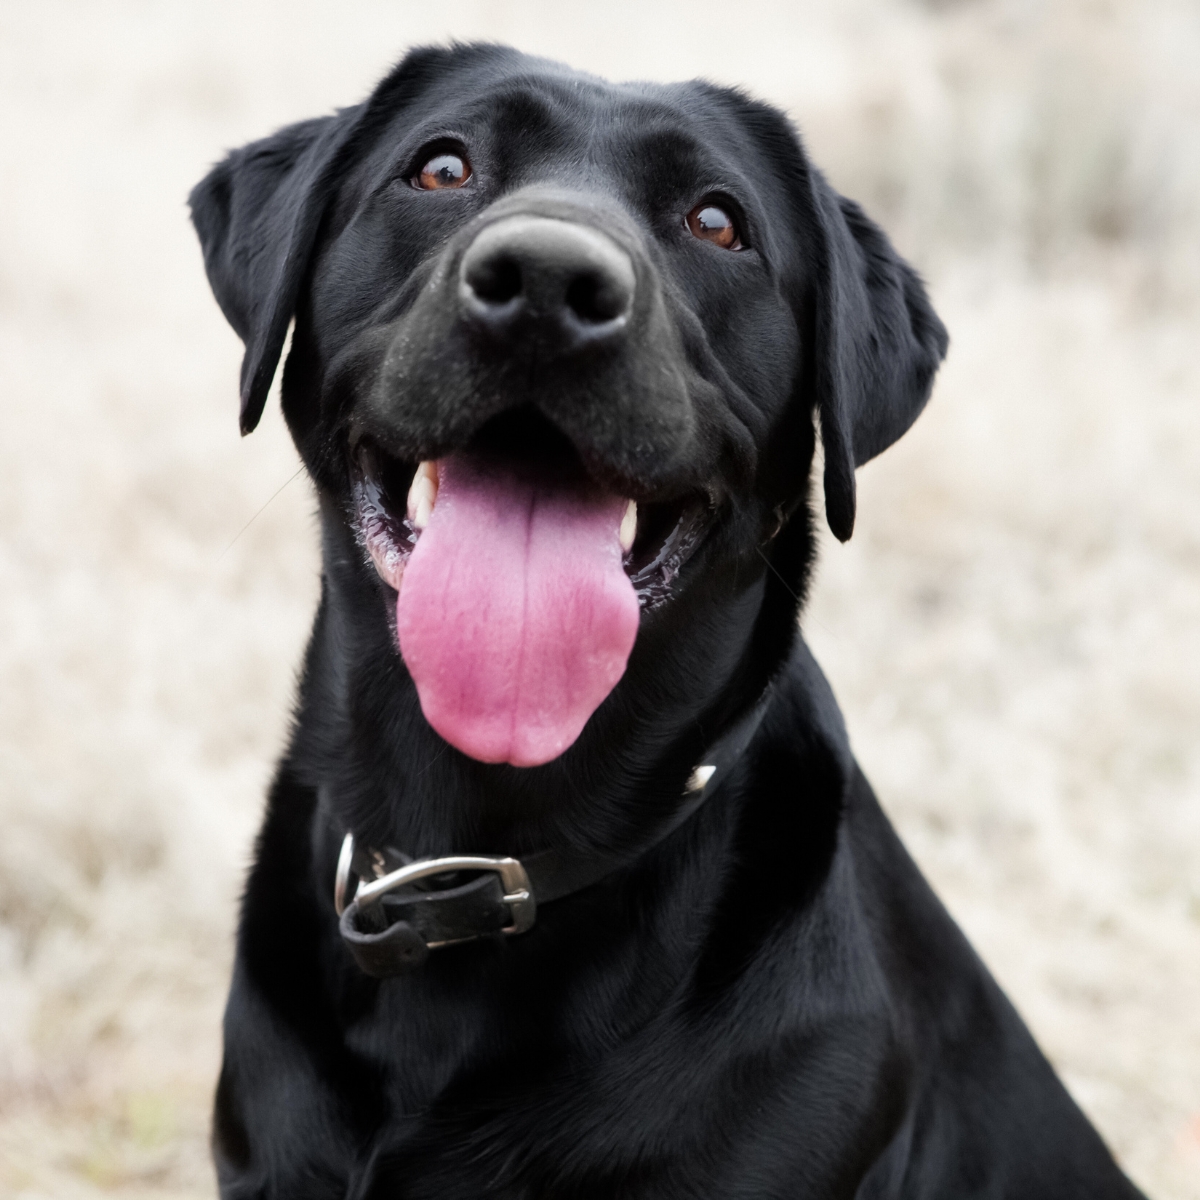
[334,833,536,936]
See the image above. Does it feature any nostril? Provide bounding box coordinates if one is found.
[459,216,636,341]
[565,270,629,325]
[466,254,522,305]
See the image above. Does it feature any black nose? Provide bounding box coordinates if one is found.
[458,216,635,354]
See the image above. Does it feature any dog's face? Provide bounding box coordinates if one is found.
[191,45,946,773]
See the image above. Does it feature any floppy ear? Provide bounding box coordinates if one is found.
[189,110,361,434]
[805,170,948,541]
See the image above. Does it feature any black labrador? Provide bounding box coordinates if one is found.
[190,44,1145,1199]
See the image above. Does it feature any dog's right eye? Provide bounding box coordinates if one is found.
[413,152,472,190]
[685,203,742,250]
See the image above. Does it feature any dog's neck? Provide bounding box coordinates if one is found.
[288,501,814,862]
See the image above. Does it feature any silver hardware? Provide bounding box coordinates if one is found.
[335,833,536,935]
[334,832,356,916]
[686,764,716,793]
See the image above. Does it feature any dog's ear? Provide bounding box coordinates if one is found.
[189,110,360,435]
[189,44,503,436]
[804,170,948,541]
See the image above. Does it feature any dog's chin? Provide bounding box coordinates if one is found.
[347,430,713,767]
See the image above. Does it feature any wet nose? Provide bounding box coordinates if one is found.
[458,216,635,354]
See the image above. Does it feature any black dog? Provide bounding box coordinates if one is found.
[190,44,1144,1198]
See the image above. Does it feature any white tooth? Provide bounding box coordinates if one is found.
[407,461,439,529]
[413,491,433,530]
[619,499,637,553]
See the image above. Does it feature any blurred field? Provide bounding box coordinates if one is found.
[1,1,1197,1196]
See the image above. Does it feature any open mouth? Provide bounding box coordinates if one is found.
[350,419,712,610]
[348,412,712,767]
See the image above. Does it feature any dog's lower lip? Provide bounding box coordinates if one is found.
[352,443,419,591]
[348,439,710,608]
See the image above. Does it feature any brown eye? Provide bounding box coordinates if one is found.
[414,152,471,190]
[686,203,741,250]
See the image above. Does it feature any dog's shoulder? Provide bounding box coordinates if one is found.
[841,769,1142,1197]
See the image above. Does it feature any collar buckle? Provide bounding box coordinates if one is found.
[332,682,776,976]
[335,833,536,935]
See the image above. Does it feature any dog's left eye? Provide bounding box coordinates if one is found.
[413,152,472,190]
[685,203,743,250]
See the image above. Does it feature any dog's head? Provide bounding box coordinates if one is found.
[191,44,946,772]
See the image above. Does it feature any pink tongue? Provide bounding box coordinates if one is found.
[395,455,639,767]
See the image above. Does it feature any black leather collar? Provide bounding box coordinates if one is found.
[334,686,775,977]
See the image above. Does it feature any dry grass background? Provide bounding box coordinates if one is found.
[1,0,1198,1195]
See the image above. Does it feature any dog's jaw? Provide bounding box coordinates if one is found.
[355,451,636,594]
[395,453,638,767]
[348,438,717,766]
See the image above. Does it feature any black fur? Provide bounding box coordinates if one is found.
[190,44,1142,1199]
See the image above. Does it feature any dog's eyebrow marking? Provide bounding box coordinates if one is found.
[477,84,572,151]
